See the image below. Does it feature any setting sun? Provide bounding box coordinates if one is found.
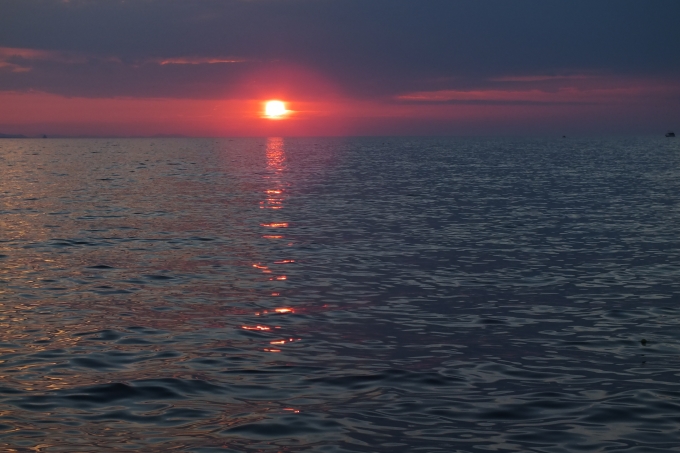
[264,100,288,118]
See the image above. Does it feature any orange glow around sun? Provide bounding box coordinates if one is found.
[264,100,288,118]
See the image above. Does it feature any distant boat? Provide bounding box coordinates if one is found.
[666,132,675,137]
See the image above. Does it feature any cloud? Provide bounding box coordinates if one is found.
[0,46,258,98]
[0,46,246,70]
[153,57,248,65]
[0,47,89,72]
[488,75,594,83]
[396,74,680,106]
[0,46,120,65]
[395,88,625,105]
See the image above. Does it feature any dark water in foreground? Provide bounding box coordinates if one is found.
[1,137,680,452]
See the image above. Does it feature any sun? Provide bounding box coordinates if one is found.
[264,100,288,118]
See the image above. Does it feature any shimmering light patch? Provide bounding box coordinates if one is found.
[272,276,287,281]
[253,263,271,273]
[242,325,271,331]
[261,222,289,228]
[270,338,298,345]
[261,139,286,211]
[274,260,295,264]
[263,348,281,353]
[274,308,293,314]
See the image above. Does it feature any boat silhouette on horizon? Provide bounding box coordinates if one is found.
[666,131,675,137]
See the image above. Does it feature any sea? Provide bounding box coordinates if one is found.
[0,136,679,452]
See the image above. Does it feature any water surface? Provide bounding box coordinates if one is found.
[1,136,680,452]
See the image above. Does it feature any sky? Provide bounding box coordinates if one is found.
[1,0,679,137]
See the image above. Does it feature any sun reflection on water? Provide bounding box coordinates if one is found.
[261,222,289,228]
[250,137,298,353]
[260,137,287,211]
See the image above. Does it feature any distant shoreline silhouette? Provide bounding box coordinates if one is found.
[0,133,27,138]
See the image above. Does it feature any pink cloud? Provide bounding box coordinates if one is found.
[396,76,680,105]
[154,57,248,65]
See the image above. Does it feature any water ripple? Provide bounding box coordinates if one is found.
[0,137,679,451]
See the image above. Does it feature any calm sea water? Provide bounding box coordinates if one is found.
[1,136,680,452]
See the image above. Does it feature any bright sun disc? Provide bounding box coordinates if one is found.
[265,100,287,118]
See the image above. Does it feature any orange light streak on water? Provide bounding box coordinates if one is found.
[262,138,287,211]
[269,338,299,345]
[257,137,299,354]
[241,325,271,331]
[261,222,289,228]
